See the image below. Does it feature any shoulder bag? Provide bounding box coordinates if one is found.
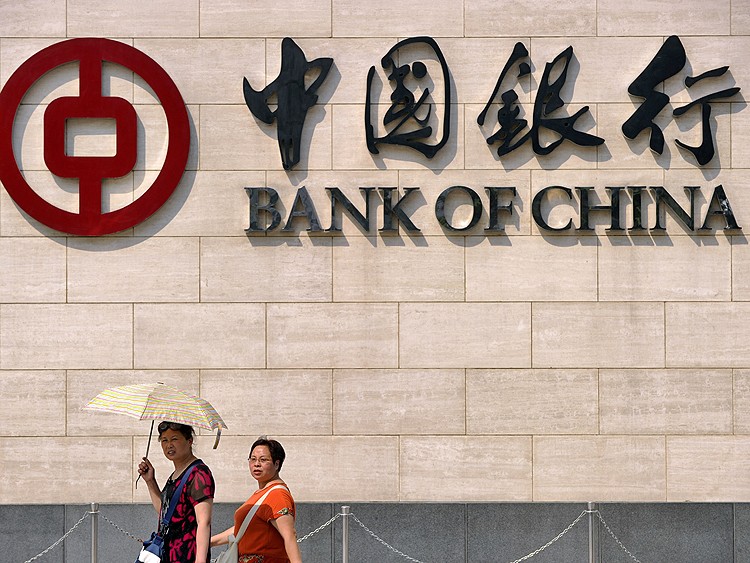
[215,484,289,563]
[135,460,201,563]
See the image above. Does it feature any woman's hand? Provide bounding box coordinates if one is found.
[137,457,156,483]
[210,526,234,547]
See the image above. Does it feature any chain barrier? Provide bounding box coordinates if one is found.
[595,510,644,563]
[349,512,426,563]
[505,509,589,563]
[297,511,342,543]
[100,512,144,544]
[21,511,90,563]
[18,506,645,563]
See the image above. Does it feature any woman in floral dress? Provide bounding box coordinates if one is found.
[138,422,215,563]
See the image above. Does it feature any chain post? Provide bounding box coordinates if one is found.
[588,502,600,563]
[341,505,350,563]
[89,502,99,563]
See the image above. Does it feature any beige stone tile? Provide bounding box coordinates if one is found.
[333,104,464,171]
[332,0,463,37]
[733,0,750,33]
[598,0,730,36]
[170,435,398,503]
[200,237,331,302]
[267,303,398,368]
[600,369,732,434]
[667,436,750,501]
[400,303,531,368]
[530,38,665,104]
[465,103,602,171]
[0,1,65,37]
[200,0,331,37]
[400,436,532,501]
[134,303,265,369]
[67,370,200,436]
[667,303,750,367]
[399,169,532,236]
[333,369,465,434]
[201,104,332,171]
[597,103,732,170]
[732,101,750,169]
[0,437,132,503]
[333,236,464,302]
[67,0,199,37]
[134,104,199,172]
[532,303,664,368]
[599,236,731,301]
[529,169,665,235]
[67,237,199,303]
[0,237,66,303]
[134,39,264,105]
[734,370,750,433]
[466,369,598,434]
[533,436,666,501]
[282,436,399,502]
[466,0,595,37]
[134,171,264,237]
[465,236,597,301]
[0,370,65,436]
[200,370,332,436]
[1,304,132,369]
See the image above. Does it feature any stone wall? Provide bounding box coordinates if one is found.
[0,0,749,512]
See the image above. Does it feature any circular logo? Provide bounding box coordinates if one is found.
[0,38,190,236]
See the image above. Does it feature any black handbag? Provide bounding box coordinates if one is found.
[136,461,200,563]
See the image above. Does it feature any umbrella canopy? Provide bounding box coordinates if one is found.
[84,382,227,448]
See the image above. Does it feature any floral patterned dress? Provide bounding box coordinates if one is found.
[159,460,215,563]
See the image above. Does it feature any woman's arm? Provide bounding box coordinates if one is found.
[271,514,302,563]
[193,499,213,563]
[210,525,235,547]
[137,457,161,514]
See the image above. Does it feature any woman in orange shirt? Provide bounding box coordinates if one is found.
[211,437,303,563]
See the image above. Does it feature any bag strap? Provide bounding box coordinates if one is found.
[161,459,202,530]
[234,484,289,544]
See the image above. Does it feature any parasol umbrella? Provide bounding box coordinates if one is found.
[83,382,227,472]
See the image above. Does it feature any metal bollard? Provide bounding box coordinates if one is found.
[341,505,350,563]
[588,502,600,563]
[89,503,99,563]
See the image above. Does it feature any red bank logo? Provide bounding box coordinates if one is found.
[0,38,189,236]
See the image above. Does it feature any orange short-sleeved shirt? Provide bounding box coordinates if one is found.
[235,483,296,563]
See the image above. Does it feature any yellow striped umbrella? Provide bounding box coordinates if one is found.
[84,382,227,450]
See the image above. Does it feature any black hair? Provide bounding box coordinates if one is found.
[250,436,286,471]
[157,421,195,441]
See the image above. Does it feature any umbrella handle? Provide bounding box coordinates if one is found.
[135,420,155,489]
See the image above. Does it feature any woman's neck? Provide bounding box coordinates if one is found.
[258,474,282,490]
[171,455,197,478]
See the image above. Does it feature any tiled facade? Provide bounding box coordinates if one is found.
[0,0,748,520]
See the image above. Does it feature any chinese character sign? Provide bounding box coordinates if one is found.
[365,36,452,158]
[622,35,741,166]
[478,42,605,157]
[243,37,332,170]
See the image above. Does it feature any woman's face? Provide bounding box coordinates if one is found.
[248,445,279,482]
[159,429,193,463]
